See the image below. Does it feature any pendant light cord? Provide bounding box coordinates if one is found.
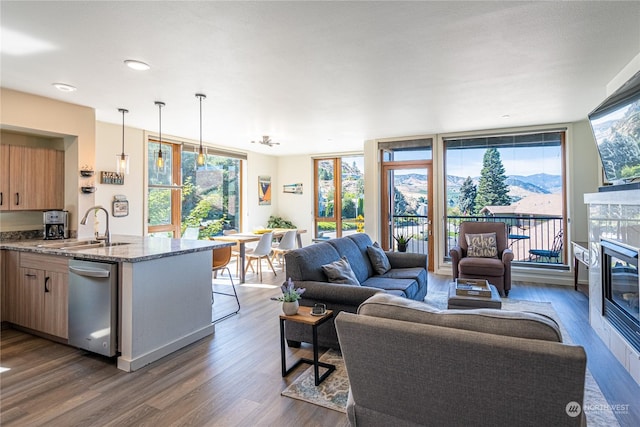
[155,101,165,153]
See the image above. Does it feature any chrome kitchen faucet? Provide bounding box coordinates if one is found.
[80,206,111,246]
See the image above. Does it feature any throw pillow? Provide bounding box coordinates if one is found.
[367,242,391,275]
[321,257,360,286]
[465,232,498,258]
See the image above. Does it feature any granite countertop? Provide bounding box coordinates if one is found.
[0,235,233,263]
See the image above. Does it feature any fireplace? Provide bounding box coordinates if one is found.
[601,239,640,353]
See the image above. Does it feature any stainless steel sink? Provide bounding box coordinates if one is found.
[37,240,101,249]
[37,240,130,250]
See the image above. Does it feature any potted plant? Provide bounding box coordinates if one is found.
[276,278,306,315]
[394,233,412,252]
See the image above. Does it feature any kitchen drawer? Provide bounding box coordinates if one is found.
[20,252,69,273]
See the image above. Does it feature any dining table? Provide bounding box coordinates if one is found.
[211,229,306,283]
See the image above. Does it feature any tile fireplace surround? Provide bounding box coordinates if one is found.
[585,189,640,386]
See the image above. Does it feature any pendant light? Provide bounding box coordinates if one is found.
[116,108,129,174]
[196,93,206,167]
[155,101,166,171]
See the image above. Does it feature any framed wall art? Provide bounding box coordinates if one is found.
[258,175,272,205]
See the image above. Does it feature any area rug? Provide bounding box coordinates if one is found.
[281,349,348,413]
[282,295,620,426]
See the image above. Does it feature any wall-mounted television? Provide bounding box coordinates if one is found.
[588,70,640,185]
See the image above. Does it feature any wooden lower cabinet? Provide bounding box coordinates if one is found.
[10,252,69,339]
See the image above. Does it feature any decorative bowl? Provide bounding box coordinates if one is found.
[80,170,95,177]
[81,186,97,193]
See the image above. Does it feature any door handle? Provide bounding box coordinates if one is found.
[15,192,19,206]
[0,192,3,205]
[44,276,50,293]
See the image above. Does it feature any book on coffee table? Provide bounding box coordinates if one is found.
[455,279,492,298]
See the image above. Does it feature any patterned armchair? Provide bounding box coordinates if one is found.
[449,221,514,296]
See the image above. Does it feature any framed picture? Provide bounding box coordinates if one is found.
[112,200,129,217]
[283,183,303,194]
[258,175,272,205]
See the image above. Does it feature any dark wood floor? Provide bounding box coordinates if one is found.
[1,265,639,426]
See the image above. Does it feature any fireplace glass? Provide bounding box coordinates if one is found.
[602,239,640,352]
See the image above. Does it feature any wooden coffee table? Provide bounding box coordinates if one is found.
[447,282,502,309]
[279,306,336,386]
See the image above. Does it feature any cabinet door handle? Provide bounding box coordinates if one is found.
[0,192,3,205]
[15,192,19,206]
[44,276,50,293]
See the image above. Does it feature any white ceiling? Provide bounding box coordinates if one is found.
[1,1,639,156]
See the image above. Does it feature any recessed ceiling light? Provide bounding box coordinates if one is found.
[52,82,77,92]
[501,114,511,119]
[124,59,150,71]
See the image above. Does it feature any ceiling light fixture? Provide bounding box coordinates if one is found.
[155,101,166,171]
[116,108,130,174]
[251,135,280,147]
[195,93,207,167]
[52,82,76,92]
[124,59,150,71]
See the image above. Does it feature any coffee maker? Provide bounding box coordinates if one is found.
[43,210,69,240]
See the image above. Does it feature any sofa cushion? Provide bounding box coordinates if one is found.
[322,257,360,286]
[465,232,498,258]
[358,293,562,342]
[360,276,418,299]
[285,242,341,282]
[366,242,391,275]
[459,256,505,277]
[329,236,373,283]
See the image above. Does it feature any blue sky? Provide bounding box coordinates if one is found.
[447,146,562,177]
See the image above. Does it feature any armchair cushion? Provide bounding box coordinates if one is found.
[321,256,360,286]
[366,241,391,275]
[465,232,498,258]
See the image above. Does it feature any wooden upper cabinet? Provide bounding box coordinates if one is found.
[0,145,10,210]
[1,145,64,211]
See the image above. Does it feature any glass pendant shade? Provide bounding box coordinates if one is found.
[116,153,130,174]
[197,146,205,166]
[156,149,164,170]
[155,101,166,172]
[116,108,130,174]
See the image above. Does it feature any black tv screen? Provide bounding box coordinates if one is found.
[588,71,640,184]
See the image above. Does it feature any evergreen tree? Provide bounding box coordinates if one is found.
[475,148,510,211]
[394,187,410,215]
[459,176,477,215]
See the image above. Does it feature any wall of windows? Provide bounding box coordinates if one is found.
[314,155,364,239]
[147,139,243,238]
[443,130,567,267]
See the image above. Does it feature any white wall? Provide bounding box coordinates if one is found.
[274,155,315,247]
[244,151,279,233]
[93,121,145,236]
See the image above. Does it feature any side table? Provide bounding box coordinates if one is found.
[280,306,336,386]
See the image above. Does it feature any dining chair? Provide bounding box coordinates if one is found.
[222,229,241,277]
[211,245,240,323]
[245,232,277,282]
[271,229,297,269]
[182,226,200,240]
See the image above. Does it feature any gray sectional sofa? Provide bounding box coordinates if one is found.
[336,293,587,426]
[284,233,427,348]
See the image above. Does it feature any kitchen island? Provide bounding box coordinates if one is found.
[1,235,233,371]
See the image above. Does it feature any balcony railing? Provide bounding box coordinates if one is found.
[391,215,429,254]
[445,215,565,266]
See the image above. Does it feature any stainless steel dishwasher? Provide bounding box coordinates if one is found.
[68,259,118,357]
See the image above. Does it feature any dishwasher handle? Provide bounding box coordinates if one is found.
[69,265,111,278]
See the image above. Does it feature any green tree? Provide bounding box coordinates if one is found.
[394,187,410,215]
[459,176,477,215]
[475,148,510,211]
